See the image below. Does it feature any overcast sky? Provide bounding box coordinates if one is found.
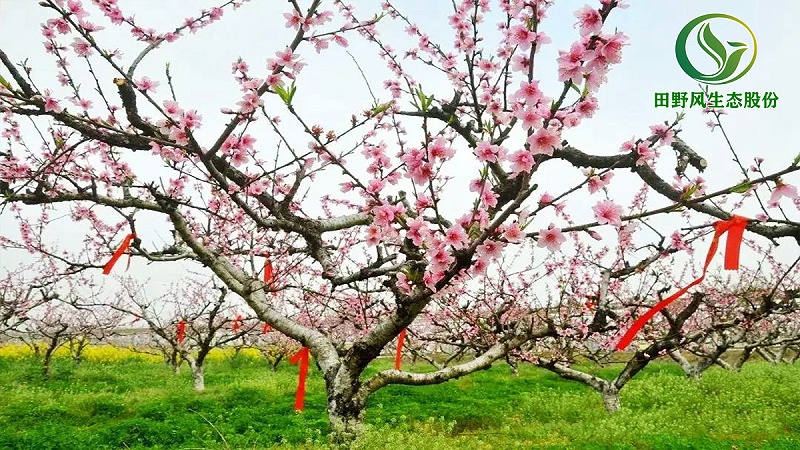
[1,0,798,299]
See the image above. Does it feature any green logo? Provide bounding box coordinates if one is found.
[675,13,757,85]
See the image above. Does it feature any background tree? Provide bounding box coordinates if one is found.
[14,280,122,377]
[240,324,301,372]
[105,277,258,391]
[0,265,55,336]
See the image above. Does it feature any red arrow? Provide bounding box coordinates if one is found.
[176,320,186,344]
[102,233,136,275]
[394,328,406,370]
[616,215,748,350]
[289,347,310,411]
[264,257,274,284]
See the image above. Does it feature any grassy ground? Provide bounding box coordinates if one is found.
[0,351,798,449]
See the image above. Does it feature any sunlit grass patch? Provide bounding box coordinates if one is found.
[0,355,798,449]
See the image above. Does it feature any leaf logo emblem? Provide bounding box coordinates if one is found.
[675,13,757,85]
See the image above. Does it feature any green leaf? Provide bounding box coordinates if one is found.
[792,152,800,166]
[287,82,297,104]
[698,23,726,72]
[0,74,11,90]
[468,223,481,239]
[274,84,287,100]
[274,83,296,106]
[371,101,392,116]
[414,85,434,112]
[415,86,425,110]
[730,181,752,194]
[404,266,423,283]
[682,184,699,200]
[728,41,747,47]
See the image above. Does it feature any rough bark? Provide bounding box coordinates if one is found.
[715,358,734,370]
[788,347,799,364]
[166,348,181,374]
[669,349,701,380]
[505,356,519,376]
[537,358,622,413]
[325,366,366,445]
[190,361,205,392]
[601,385,621,413]
[69,337,89,366]
[42,349,54,378]
[41,331,66,378]
[731,347,753,370]
[774,344,789,363]
[270,354,284,372]
[757,347,778,365]
[185,352,208,392]
[669,344,728,380]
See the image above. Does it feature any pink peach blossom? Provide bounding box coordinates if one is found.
[592,200,622,226]
[537,225,566,251]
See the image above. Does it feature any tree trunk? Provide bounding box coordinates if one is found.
[42,350,54,378]
[715,357,735,371]
[505,356,519,376]
[788,347,799,364]
[167,348,181,374]
[732,347,753,370]
[168,349,181,374]
[72,342,87,366]
[190,361,205,392]
[68,337,88,366]
[28,341,42,358]
[775,344,789,363]
[270,354,284,372]
[325,367,366,445]
[685,365,702,380]
[669,350,701,380]
[536,359,622,413]
[757,347,777,364]
[600,385,621,413]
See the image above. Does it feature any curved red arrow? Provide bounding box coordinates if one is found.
[102,233,136,275]
[616,215,748,350]
[289,347,310,411]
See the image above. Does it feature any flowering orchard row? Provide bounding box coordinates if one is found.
[1,0,798,441]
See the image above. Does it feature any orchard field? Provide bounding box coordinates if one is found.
[2,0,800,448]
[0,347,799,450]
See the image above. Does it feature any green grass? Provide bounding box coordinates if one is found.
[0,355,798,449]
